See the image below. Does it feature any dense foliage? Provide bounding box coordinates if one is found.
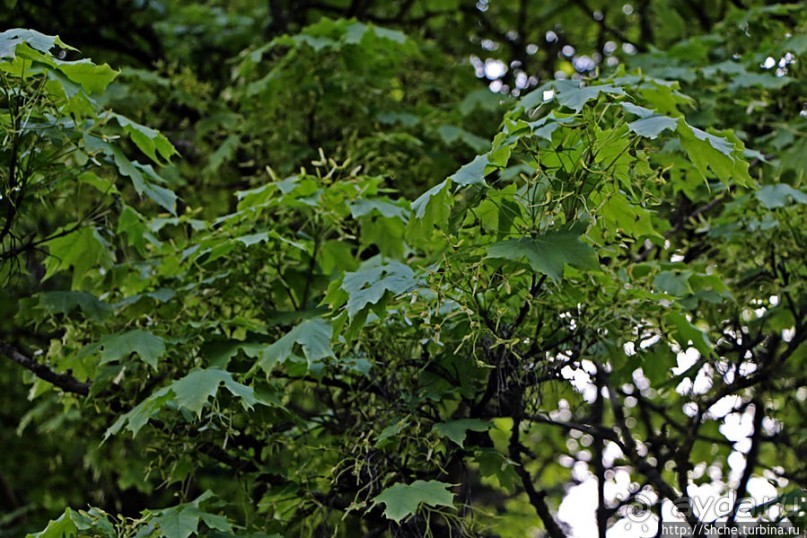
[1,1,806,537]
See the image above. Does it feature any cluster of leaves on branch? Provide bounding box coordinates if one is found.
[1,2,806,538]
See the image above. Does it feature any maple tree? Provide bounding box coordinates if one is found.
[1,2,806,537]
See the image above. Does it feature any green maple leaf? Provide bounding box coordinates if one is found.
[26,509,79,538]
[486,228,599,282]
[256,318,334,372]
[150,492,232,538]
[434,419,491,447]
[57,59,119,94]
[372,480,455,523]
[37,291,112,322]
[0,28,75,59]
[407,179,452,244]
[755,184,807,209]
[677,122,751,186]
[113,113,177,163]
[654,271,693,296]
[553,81,625,112]
[450,154,489,186]
[339,261,417,319]
[104,369,261,439]
[99,329,166,369]
[43,226,114,285]
[152,508,200,538]
[349,198,409,220]
[170,369,259,415]
[622,103,678,139]
[628,116,678,139]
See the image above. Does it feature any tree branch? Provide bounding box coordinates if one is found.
[727,398,764,525]
[593,370,608,538]
[602,371,704,534]
[509,387,567,538]
[0,340,89,396]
